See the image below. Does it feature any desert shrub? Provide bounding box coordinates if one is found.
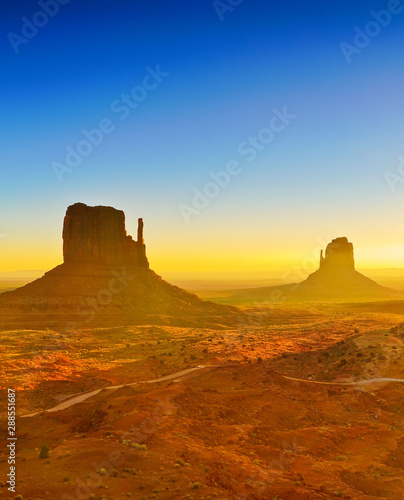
[39,444,49,459]
[132,443,147,450]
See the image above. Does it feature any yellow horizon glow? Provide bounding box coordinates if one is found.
[3,244,404,276]
[3,197,404,276]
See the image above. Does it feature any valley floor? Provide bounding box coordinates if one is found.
[0,305,403,499]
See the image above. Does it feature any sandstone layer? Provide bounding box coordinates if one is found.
[0,204,238,329]
[63,203,148,267]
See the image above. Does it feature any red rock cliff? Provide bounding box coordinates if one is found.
[62,203,148,267]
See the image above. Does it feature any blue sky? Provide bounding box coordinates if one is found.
[1,0,404,274]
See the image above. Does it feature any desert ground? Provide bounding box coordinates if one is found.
[1,300,403,500]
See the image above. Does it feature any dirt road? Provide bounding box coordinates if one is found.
[21,365,213,418]
[282,375,404,386]
[21,365,404,418]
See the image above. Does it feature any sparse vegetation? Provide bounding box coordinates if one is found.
[3,310,403,500]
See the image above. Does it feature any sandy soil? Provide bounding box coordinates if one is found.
[0,304,403,499]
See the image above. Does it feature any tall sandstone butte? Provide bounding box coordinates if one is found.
[227,236,398,303]
[63,203,148,267]
[0,203,239,328]
[319,237,355,271]
[294,236,396,300]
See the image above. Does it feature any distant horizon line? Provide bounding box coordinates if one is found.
[3,267,404,278]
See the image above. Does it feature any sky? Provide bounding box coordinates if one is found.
[1,0,404,277]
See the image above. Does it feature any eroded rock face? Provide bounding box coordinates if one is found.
[319,237,355,271]
[0,202,242,329]
[62,203,148,267]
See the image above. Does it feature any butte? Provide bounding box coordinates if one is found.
[0,203,238,329]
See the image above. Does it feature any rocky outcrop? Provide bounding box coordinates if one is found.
[223,237,400,304]
[0,203,239,329]
[319,237,354,271]
[63,203,148,267]
[293,236,396,300]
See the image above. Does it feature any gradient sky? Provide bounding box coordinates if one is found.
[1,0,404,277]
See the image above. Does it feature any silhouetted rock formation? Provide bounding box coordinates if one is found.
[290,236,397,300]
[293,236,399,301]
[220,237,401,304]
[63,203,148,267]
[319,237,354,271]
[0,204,239,329]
